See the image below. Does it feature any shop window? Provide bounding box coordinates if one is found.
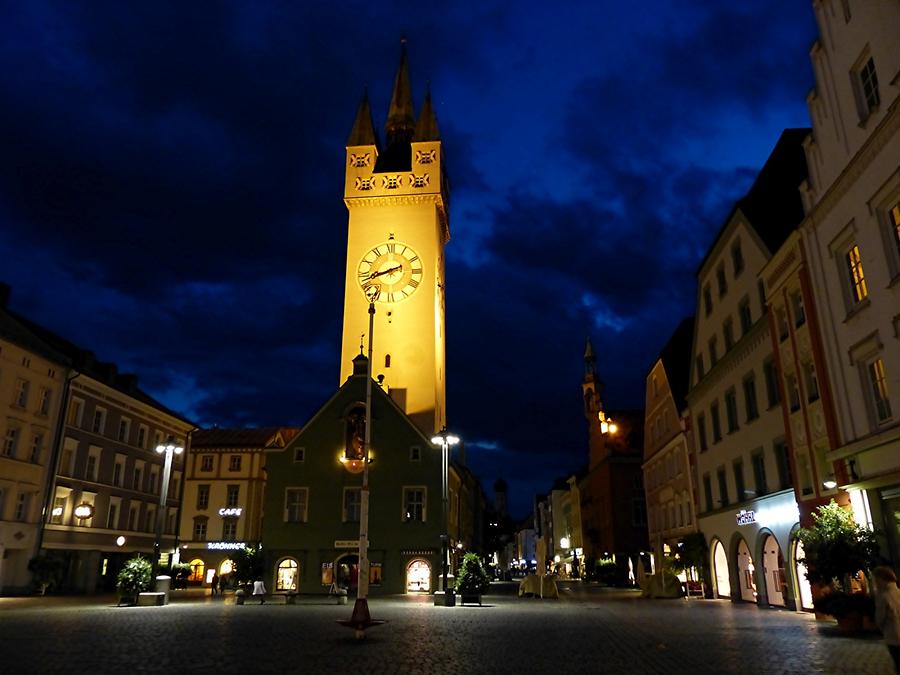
[276,559,299,592]
[406,559,431,592]
[188,559,205,583]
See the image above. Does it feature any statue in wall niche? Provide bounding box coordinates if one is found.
[346,408,366,460]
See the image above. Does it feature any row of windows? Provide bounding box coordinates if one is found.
[703,240,746,317]
[697,289,762,382]
[701,440,791,511]
[280,486,427,524]
[9,378,53,416]
[2,425,46,464]
[196,484,241,510]
[68,397,176,454]
[696,363,778,452]
[198,454,243,472]
[57,442,179,497]
[648,491,693,534]
[49,492,177,534]
[191,516,239,541]
[645,449,684,491]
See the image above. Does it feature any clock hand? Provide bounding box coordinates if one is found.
[368,264,402,280]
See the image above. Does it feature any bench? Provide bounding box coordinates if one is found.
[137,592,166,606]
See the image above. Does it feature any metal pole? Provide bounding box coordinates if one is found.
[357,298,375,601]
[153,448,174,580]
[441,438,449,593]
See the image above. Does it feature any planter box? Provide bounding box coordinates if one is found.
[458,594,482,606]
[138,592,166,606]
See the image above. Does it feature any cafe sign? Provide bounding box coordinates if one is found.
[218,507,243,517]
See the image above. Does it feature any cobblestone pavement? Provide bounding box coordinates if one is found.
[0,582,894,674]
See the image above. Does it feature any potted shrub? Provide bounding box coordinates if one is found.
[116,555,153,606]
[170,562,192,590]
[455,553,490,606]
[798,500,879,633]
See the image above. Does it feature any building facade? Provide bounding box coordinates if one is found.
[798,0,900,562]
[688,130,810,610]
[642,317,697,571]
[0,291,69,594]
[178,427,298,587]
[579,339,647,579]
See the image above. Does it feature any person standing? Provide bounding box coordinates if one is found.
[211,572,219,597]
[873,566,900,673]
[219,574,227,595]
[252,578,266,605]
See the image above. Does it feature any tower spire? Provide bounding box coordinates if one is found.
[385,40,415,145]
[413,83,440,142]
[347,88,379,148]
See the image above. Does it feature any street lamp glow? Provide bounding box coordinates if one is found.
[823,477,837,490]
[156,440,184,455]
[431,427,461,605]
[116,536,126,547]
[560,536,570,549]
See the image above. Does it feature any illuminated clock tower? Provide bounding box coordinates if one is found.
[340,45,449,436]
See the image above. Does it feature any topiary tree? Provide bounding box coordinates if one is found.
[454,553,491,596]
[798,499,879,592]
[117,555,153,598]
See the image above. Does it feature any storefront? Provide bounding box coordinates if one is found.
[700,489,811,610]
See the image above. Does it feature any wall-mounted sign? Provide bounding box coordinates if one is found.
[207,541,246,551]
[735,510,756,526]
[218,507,243,517]
[73,503,94,520]
[335,539,362,549]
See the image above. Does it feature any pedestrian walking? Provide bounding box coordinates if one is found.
[211,572,219,597]
[873,566,900,673]
[253,579,267,605]
[219,574,227,595]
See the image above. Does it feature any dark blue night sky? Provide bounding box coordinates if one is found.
[0,2,818,517]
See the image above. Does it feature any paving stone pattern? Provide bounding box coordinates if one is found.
[0,583,894,674]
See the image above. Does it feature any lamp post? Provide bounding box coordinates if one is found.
[431,427,459,605]
[154,436,183,580]
[338,284,385,638]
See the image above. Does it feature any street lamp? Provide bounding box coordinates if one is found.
[431,427,459,605]
[338,283,385,638]
[154,436,183,580]
[598,410,617,435]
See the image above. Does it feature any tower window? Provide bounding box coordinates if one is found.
[411,174,429,188]
[415,149,436,164]
[355,176,375,191]
[383,175,401,190]
[385,354,391,368]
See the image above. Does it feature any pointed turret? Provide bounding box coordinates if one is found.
[347,90,379,149]
[385,42,416,146]
[413,86,440,142]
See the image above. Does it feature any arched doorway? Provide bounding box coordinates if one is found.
[712,540,730,598]
[188,558,205,584]
[737,538,757,602]
[406,559,431,592]
[335,554,359,592]
[793,539,814,610]
[762,534,786,606]
[275,558,299,592]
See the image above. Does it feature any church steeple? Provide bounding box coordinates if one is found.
[347,89,379,148]
[413,85,440,142]
[385,41,416,146]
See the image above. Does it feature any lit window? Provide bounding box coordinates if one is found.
[276,559,299,591]
[846,245,868,303]
[193,517,208,541]
[200,455,214,471]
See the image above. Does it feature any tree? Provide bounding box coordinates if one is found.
[28,555,64,595]
[797,500,879,591]
[677,532,709,581]
[454,553,491,596]
[117,556,153,597]
[230,546,265,585]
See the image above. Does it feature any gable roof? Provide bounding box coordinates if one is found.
[697,128,810,275]
[657,316,695,411]
[192,427,300,449]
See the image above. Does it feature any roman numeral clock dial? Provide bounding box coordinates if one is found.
[357,241,424,303]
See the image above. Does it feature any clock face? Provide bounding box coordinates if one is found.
[357,241,423,303]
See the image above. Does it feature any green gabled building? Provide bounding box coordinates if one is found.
[262,355,445,596]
